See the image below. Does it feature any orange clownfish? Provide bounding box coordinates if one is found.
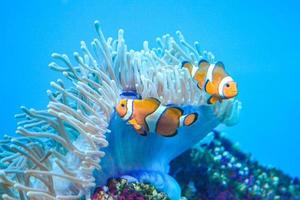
[182,60,238,104]
[115,98,198,137]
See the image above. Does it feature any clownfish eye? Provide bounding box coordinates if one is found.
[225,83,230,88]
[121,104,125,107]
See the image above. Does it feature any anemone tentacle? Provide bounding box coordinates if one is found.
[0,21,241,199]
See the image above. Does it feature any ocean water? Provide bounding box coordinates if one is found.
[1,0,299,181]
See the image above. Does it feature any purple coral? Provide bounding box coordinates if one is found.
[92,178,168,200]
[170,131,300,200]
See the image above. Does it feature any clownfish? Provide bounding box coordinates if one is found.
[182,59,238,104]
[115,98,198,137]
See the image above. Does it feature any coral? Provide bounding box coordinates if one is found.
[170,131,300,200]
[92,178,168,200]
[0,21,241,199]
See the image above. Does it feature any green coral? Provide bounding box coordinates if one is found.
[92,178,169,200]
[170,131,300,200]
[94,131,300,200]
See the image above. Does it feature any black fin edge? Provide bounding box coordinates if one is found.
[198,59,209,66]
[181,61,190,68]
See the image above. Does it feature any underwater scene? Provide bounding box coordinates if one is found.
[1,0,300,199]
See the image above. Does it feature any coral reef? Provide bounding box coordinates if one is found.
[0,21,241,199]
[92,178,168,200]
[170,131,300,200]
[93,131,300,200]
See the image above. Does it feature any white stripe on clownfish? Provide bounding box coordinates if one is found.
[219,76,234,99]
[191,65,199,78]
[203,63,216,94]
[203,63,220,104]
[179,114,191,127]
[145,104,167,133]
[206,64,216,83]
[123,99,134,121]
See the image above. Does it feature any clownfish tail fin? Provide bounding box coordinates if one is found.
[181,61,193,75]
[180,113,198,127]
[181,61,190,68]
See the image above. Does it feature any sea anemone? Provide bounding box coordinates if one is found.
[0,21,241,200]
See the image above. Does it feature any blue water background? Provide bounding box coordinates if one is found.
[1,0,299,177]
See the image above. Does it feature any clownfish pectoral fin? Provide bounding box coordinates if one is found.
[128,118,136,125]
[181,61,193,75]
[133,123,142,130]
[207,96,219,104]
[181,113,198,127]
[128,119,142,129]
[204,81,216,94]
[128,119,147,136]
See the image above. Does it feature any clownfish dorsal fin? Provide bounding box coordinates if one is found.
[213,62,227,79]
[215,61,225,70]
[166,103,176,107]
[198,59,210,68]
[143,97,161,110]
[207,96,219,104]
[181,61,193,75]
[168,106,184,116]
[147,97,161,105]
